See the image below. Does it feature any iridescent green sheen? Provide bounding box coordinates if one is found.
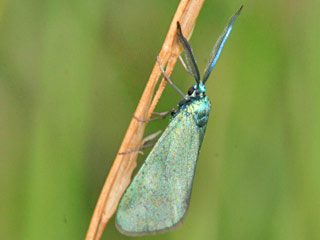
[116,6,242,236]
[116,91,211,236]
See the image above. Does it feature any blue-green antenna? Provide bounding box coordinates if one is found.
[177,22,200,85]
[203,5,243,83]
[116,6,243,236]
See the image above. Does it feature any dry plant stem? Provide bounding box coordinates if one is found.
[86,0,205,239]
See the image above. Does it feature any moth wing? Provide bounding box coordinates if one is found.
[116,113,203,236]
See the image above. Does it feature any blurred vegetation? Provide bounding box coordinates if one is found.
[1,0,319,239]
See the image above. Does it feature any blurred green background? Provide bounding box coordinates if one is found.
[1,0,319,239]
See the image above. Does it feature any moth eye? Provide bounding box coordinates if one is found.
[195,91,200,96]
[188,87,194,95]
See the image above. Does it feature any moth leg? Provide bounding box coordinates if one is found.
[133,108,176,122]
[118,143,155,155]
[156,56,188,100]
[118,130,161,155]
[133,115,164,122]
[151,108,177,117]
[140,130,161,147]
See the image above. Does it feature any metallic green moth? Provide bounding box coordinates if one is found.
[116,6,243,236]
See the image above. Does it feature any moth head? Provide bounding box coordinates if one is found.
[187,83,206,98]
